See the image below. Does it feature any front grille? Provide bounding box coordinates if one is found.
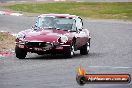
[25,42,52,48]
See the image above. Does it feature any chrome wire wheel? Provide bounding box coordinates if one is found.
[63,44,75,58]
[70,45,75,56]
[87,42,90,52]
[80,41,90,55]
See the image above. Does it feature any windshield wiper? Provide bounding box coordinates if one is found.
[43,27,71,32]
[55,28,70,32]
[44,27,55,29]
[43,27,60,30]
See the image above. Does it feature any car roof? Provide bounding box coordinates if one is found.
[39,14,79,18]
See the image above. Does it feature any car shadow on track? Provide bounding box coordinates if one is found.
[25,53,89,60]
[23,52,104,60]
[25,54,83,60]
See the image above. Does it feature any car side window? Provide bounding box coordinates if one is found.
[76,17,83,31]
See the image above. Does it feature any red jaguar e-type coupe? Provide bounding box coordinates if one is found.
[15,14,91,59]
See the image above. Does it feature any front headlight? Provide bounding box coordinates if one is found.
[59,35,68,43]
[16,32,25,39]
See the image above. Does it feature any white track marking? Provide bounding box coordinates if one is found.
[0,11,23,16]
[0,31,17,36]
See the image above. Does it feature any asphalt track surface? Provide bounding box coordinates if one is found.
[0,15,132,88]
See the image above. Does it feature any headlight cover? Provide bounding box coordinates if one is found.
[16,32,25,39]
[59,35,68,43]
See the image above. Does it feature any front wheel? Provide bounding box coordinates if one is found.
[15,45,27,59]
[80,41,90,55]
[63,45,75,58]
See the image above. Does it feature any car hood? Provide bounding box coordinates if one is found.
[24,29,69,42]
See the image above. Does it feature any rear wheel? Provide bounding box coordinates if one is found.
[80,41,90,55]
[63,45,74,58]
[15,45,27,59]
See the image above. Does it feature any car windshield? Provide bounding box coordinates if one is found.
[35,16,75,31]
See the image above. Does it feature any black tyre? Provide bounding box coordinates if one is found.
[80,41,90,55]
[15,45,27,59]
[63,45,74,58]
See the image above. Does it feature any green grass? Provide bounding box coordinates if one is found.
[7,2,132,20]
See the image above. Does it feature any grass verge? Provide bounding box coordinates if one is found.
[0,32,15,51]
[6,2,132,20]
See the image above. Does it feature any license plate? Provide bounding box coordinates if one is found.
[34,48,43,51]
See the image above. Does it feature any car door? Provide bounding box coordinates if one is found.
[75,31,87,48]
